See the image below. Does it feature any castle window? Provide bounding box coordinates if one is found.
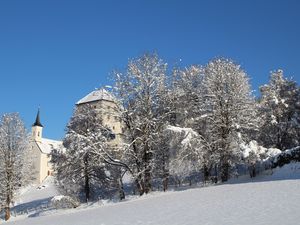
[109,133,116,140]
[38,132,40,137]
[112,126,115,130]
[94,105,96,109]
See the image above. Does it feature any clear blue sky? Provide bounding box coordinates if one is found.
[0,0,299,140]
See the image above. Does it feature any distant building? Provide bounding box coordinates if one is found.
[76,88,123,148]
[30,110,62,183]
[30,88,122,183]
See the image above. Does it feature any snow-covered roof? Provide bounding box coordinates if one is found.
[76,88,115,105]
[36,138,62,154]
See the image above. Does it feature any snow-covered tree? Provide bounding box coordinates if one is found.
[165,125,211,184]
[0,113,30,221]
[114,53,169,195]
[203,58,258,182]
[259,70,300,150]
[170,65,205,128]
[240,140,281,177]
[53,104,117,202]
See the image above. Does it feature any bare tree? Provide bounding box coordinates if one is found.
[114,53,169,195]
[0,113,30,221]
[203,58,258,182]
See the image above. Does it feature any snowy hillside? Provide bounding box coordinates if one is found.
[15,177,58,205]
[5,163,300,225]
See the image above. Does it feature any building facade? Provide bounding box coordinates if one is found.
[30,88,122,184]
[30,110,62,183]
[76,88,123,148]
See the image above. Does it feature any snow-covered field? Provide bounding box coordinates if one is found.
[5,163,300,225]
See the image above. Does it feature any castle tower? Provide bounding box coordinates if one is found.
[32,109,43,142]
[76,88,123,148]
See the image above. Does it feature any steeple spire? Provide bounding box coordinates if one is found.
[33,109,43,127]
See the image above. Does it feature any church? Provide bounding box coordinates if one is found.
[31,88,123,183]
[30,110,62,183]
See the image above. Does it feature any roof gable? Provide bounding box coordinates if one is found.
[36,138,62,154]
[76,88,115,105]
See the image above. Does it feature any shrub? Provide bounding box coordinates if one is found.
[50,195,80,209]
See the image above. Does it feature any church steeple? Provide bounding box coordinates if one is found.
[32,109,43,142]
[33,109,43,127]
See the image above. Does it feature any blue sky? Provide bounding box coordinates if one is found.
[0,0,299,140]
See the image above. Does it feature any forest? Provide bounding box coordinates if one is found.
[1,53,299,213]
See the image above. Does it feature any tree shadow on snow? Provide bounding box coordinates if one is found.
[10,197,53,217]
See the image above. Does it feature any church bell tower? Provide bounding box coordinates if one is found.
[32,109,43,142]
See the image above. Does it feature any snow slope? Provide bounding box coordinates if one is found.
[4,176,59,219]
[6,163,300,225]
[16,177,58,204]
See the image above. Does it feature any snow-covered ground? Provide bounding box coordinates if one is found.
[15,177,58,204]
[5,163,300,225]
[3,177,59,220]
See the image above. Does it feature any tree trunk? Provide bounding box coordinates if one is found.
[221,161,230,182]
[84,155,90,203]
[144,168,151,193]
[203,164,209,184]
[249,163,256,178]
[143,144,152,194]
[135,177,144,196]
[162,150,169,192]
[163,175,169,192]
[5,207,10,221]
[5,185,11,221]
[118,178,125,200]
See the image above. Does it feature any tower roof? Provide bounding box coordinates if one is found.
[33,109,43,127]
[76,88,116,105]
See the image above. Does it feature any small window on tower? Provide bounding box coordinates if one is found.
[109,133,116,140]
[38,132,40,137]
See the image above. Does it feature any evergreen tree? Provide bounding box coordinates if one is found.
[259,70,300,150]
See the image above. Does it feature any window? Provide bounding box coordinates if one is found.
[38,131,40,137]
[109,133,116,140]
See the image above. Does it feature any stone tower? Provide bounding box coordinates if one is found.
[76,88,123,148]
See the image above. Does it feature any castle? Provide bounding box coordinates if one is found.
[76,88,123,148]
[31,88,122,183]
